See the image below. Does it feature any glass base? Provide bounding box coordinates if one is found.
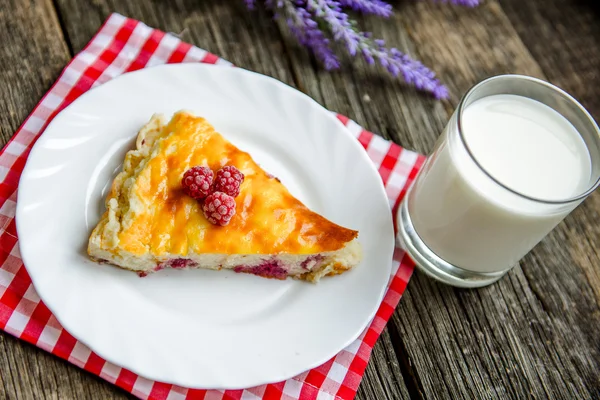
[396,200,510,288]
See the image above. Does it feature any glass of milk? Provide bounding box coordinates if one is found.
[397,75,600,288]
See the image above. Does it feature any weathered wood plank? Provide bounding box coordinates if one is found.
[499,0,600,308]
[499,0,600,121]
[0,334,134,400]
[0,2,134,398]
[55,0,296,87]
[380,1,600,399]
[356,329,411,400]
[0,0,70,143]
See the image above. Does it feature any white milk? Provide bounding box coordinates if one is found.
[408,94,592,273]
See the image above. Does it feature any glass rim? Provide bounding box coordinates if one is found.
[456,74,600,205]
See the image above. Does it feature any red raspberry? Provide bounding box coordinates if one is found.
[214,166,245,197]
[182,166,213,200]
[202,191,236,226]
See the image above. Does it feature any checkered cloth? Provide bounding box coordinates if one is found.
[0,13,424,400]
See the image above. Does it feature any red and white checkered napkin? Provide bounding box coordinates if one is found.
[0,13,424,400]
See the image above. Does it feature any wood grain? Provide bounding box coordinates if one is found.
[54,0,297,86]
[0,0,69,143]
[356,329,411,400]
[499,0,600,308]
[387,1,600,399]
[0,0,598,398]
[500,0,600,121]
[0,2,132,398]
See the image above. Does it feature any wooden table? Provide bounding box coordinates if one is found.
[1,0,599,398]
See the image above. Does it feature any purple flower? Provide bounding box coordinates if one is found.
[283,2,340,69]
[381,46,448,99]
[436,0,480,6]
[338,0,393,17]
[306,0,362,56]
[243,0,476,98]
[304,0,447,98]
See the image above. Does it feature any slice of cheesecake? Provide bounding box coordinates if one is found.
[88,111,361,282]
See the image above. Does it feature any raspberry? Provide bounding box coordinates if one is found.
[214,165,244,197]
[202,191,236,226]
[182,166,213,200]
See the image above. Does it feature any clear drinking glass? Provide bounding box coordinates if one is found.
[397,75,600,288]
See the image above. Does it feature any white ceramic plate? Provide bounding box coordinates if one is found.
[16,64,394,389]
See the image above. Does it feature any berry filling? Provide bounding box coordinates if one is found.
[158,258,198,270]
[301,255,325,270]
[138,257,323,279]
[234,260,289,280]
[137,258,199,277]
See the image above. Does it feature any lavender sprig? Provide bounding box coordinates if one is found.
[337,0,393,17]
[247,0,479,98]
[306,0,361,55]
[283,2,340,69]
[438,0,480,6]
[305,0,448,98]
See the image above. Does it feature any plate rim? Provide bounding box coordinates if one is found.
[15,63,395,389]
